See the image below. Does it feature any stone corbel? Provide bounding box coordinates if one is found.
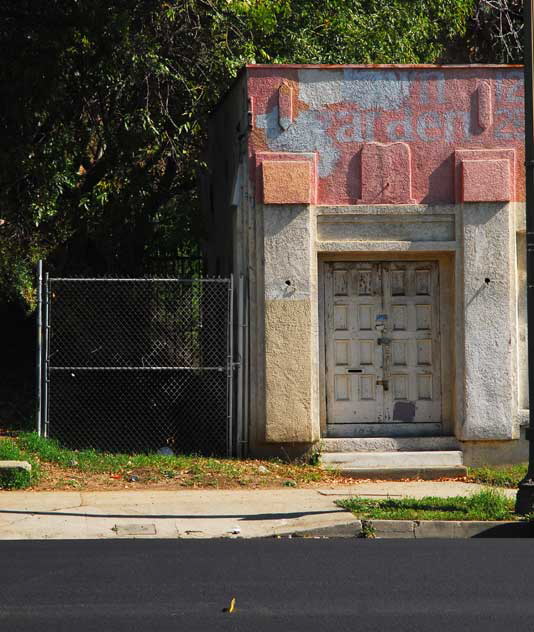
[454,149,515,203]
[255,151,317,205]
[359,142,415,204]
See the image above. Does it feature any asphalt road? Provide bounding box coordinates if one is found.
[1,538,533,631]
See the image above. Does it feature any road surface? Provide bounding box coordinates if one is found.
[1,538,532,631]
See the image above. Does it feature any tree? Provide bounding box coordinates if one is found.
[0,0,475,305]
[446,0,523,63]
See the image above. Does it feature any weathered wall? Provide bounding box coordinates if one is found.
[248,65,524,206]
[461,427,529,467]
[262,203,319,443]
[241,65,527,453]
[460,201,517,439]
[516,228,528,410]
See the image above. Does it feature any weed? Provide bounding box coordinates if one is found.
[359,521,376,539]
[0,437,40,488]
[0,468,32,490]
[467,464,527,488]
[3,432,343,490]
[337,489,515,521]
[308,446,322,467]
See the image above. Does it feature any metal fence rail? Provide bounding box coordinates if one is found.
[38,273,233,456]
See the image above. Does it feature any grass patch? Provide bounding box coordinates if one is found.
[336,489,515,521]
[16,432,197,474]
[0,432,342,490]
[0,468,32,490]
[0,437,40,489]
[467,463,527,488]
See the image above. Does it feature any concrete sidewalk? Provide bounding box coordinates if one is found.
[0,482,516,540]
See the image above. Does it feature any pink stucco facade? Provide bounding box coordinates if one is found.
[203,64,530,465]
[247,65,524,206]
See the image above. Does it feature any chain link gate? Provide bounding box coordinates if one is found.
[37,269,234,456]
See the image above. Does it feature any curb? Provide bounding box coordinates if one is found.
[0,461,32,473]
[276,519,534,539]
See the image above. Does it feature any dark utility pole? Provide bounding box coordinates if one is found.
[517,0,534,515]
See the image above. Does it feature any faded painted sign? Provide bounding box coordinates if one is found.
[248,66,525,205]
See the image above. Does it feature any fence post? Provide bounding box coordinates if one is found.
[42,271,50,438]
[227,275,234,457]
[236,274,244,457]
[36,261,43,435]
[242,276,249,457]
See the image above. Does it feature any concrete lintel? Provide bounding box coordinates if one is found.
[316,204,460,216]
[316,240,457,252]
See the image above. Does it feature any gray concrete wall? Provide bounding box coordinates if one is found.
[247,200,528,462]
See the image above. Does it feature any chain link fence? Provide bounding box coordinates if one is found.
[37,273,233,456]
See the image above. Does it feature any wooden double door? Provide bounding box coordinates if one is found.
[324,261,441,436]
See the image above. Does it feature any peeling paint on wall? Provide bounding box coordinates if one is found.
[256,107,339,177]
[248,66,525,205]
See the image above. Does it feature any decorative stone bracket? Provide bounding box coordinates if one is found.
[278,82,294,130]
[455,148,515,203]
[256,151,318,204]
[256,147,515,206]
[359,142,415,204]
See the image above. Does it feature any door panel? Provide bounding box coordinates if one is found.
[325,262,384,425]
[325,261,441,434]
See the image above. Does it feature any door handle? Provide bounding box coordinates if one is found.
[376,379,389,391]
[377,337,391,345]
[347,369,363,373]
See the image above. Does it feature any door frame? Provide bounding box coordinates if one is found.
[318,252,455,438]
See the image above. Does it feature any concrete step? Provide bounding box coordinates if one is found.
[321,436,461,453]
[331,466,468,481]
[321,450,464,468]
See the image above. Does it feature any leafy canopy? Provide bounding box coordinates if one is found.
[1,0,476,304]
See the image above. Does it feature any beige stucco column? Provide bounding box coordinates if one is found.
[459,201,517,440]
[262,204,320,443]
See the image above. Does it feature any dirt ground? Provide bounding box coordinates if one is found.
[16,461,466,492]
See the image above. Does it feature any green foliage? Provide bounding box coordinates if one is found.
[0,0,476,302]
[359,521,377,538]
[0,468,31,490]
[234,0,475,65]
[1,432,334,489]
[0,438,39,488]
[17,432,195,473]
[337,489,516,521]
[468,463,528,488]
[0,438,24,461]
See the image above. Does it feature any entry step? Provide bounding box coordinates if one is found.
[321,436,461,453]
[329,466,468,481]
[321,450,464,468]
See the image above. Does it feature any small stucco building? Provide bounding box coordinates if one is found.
[202,64,529,469]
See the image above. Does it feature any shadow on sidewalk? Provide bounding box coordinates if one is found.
[0,508,348,521]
